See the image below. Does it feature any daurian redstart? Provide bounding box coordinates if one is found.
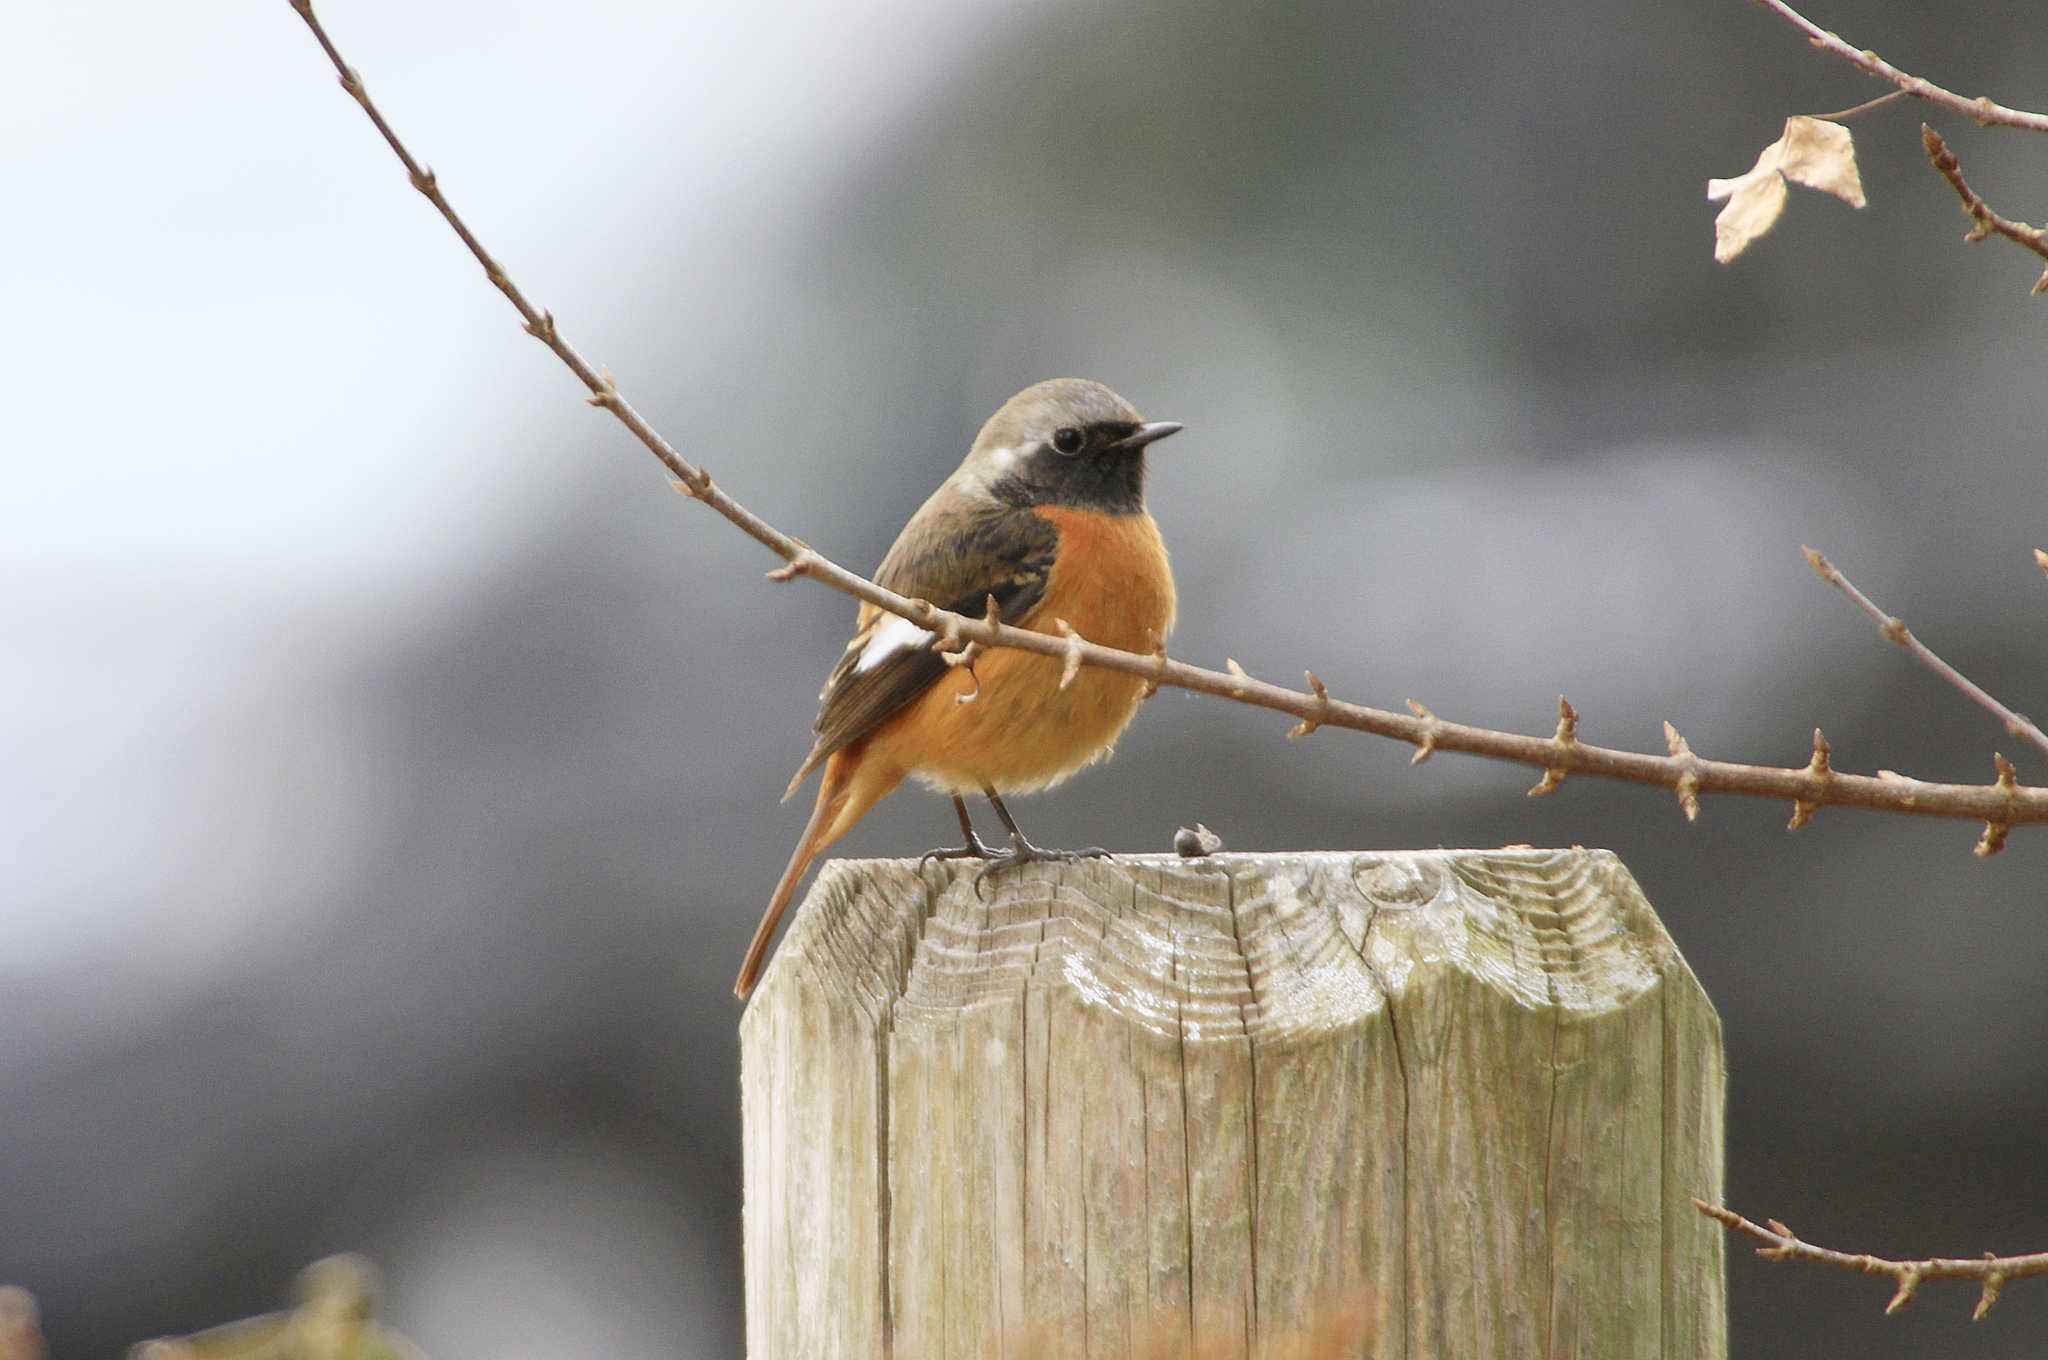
[734,379,1180,998]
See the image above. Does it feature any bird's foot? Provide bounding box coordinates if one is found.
[973,838,1113,897]
[917,832,1000,871]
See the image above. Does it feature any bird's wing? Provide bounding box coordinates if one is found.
[784,498,1058,796]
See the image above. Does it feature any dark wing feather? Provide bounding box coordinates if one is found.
[783,497,1057,795]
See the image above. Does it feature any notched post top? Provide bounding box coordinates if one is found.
[750,849,1691,1042]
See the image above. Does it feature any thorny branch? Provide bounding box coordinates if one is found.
[1755,0,2048,133]
[1920,125,2048,294]
[288,0,2048,851]
[1696,1199,2048,1320]
[1805,548,2048,763]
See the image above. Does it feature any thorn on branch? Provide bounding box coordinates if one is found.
[1406,700,1439,765]
[1055,619,1085,692]
[933,598,998,703]
[1789,727,1832,829]
[765,550,816,583]
[1527,696,1580,798]
[1976,1269,2007,1321]
[1885,1268,1924,1315]
[522,309,557,343]
[1139,629,1169,701]
[585,367,621,411]
[1665,721,1702,821]
[1288,670,1332,739]
[937,636,973,661]
[1977,752,2020,857]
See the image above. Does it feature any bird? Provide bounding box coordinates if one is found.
[734,378,1181,998]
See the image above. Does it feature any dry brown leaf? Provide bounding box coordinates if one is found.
[1777,115,1866,206]
[1707,115,1866,263]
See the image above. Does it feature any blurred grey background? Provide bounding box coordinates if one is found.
[5,0,2047,1354]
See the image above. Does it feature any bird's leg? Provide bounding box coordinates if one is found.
[917,796,999,869]
[973,785,1112,894]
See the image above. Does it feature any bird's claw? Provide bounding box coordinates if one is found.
[973,841,1115,897]
[917,834,999,872]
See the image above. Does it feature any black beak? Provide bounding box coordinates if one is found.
[1109,421,1182,452]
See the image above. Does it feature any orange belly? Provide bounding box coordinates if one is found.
[867,507,1176,795]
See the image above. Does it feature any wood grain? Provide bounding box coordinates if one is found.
[740,850,1724,1358]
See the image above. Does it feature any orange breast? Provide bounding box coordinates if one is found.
[866,507,1176,796]
[1029,505,1178,649]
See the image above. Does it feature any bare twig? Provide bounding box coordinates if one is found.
[1805,547,2048,762]
[1920,125,2048,294]
[1808,90,1905,123]
[1755,0,2048,133]
[1696,1199,2048,1320]
[287,1,2048,845]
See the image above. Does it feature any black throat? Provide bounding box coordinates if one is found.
[989,447,1147,516]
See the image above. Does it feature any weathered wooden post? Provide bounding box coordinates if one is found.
[741,850,1724,1358]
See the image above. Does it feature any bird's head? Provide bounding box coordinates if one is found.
[962,378,1180,515]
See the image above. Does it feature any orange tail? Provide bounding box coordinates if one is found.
[734,748,901,1000]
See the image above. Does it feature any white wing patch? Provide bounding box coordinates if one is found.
[854,614,935,674]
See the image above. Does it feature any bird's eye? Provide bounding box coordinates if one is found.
[1051,427,1085,456]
